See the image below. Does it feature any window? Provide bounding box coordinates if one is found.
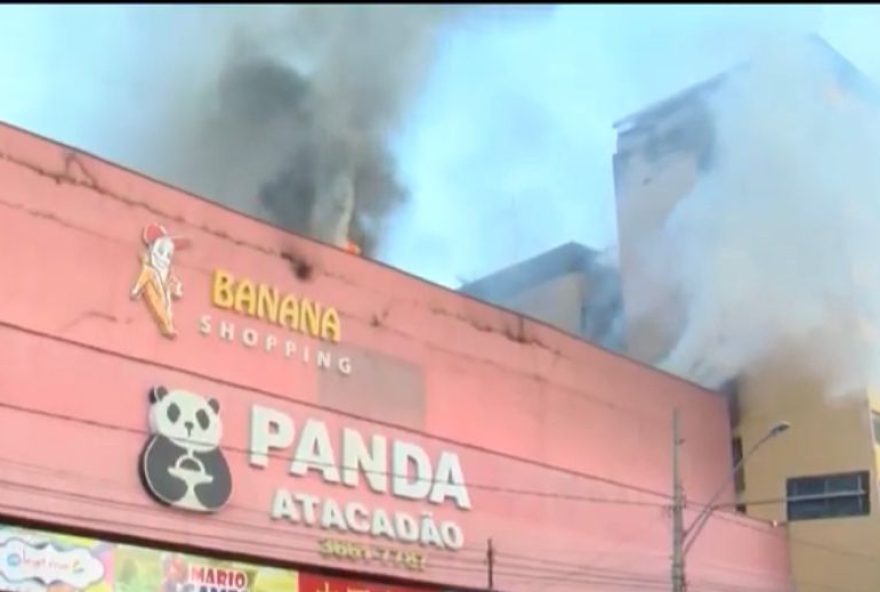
[872,411,880,446]
[786,471,870,521]
[731,437,747,514]
[719,378,741,428]
[731,437,745,493]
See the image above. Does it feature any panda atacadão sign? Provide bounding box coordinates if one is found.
[139,385,471,555]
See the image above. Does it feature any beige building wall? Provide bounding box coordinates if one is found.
[735,356,879,592]
[494,271,586,337]
[459,243,625,352]
[612,55,880,592]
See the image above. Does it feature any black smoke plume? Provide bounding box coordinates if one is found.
[147,6,460,256]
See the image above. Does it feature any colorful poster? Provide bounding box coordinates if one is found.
[0,524,115,592]
[114,545,297,592]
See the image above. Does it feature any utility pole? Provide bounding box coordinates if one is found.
[670,411,788,592]
[672,408,686,592]
[487,537,495,591]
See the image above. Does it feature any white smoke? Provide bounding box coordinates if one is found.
[645,37,880,397]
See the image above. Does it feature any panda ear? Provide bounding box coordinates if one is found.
[208,398,220,414]
[150,386,169,403]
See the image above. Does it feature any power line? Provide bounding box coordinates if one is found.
[0,400,670,508]
[710,509,880,566]
[0,471,484,559]
[0,316,682,499]
[0,481,872,592]
[8,438,870,590]
[0,468,668,577]
[3,326,874,589]
[0,494,673,591]
[0,472,770,585]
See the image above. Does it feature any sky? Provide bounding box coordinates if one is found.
[0,4,879,288]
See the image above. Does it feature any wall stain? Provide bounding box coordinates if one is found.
[59,310,129,334]
[280,249,314,281]
[0,149,379,291]
[370,307,390,328]
[0,150,275,258]
[0,198,87,235]
[427,304,561,356]
[1,148,570,363]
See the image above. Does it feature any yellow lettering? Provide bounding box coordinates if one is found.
[279,295,299,330]
[301,299,321,337]
[257,284,280,323]
[321,308,342,343]
[234,279,257,316]
[212,269,235,309]
[212,270,343,342]
[317,539,334,557]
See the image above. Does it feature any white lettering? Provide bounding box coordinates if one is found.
[441,521,465,550]
[430,451,472,510]
[341,429,387,493]
[371,509,396,541]
[290,420,341,483]
[194,318,353,376]
[395,513,419,543]
[255,407,473,548]
[219,321,235,341]
[265,334,278,353]
[250,405,294,468]
[344,503,370,534]
[321,499,348,532]
[392,442,432,500]
[198,315,211,335]
[271,489,299,521]
[419,512,443,548]
[268,492,464,552]
[243,328,259,348]
[295,493,319,525]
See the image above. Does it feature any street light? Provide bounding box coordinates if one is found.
[683,420,790,555]
[671,412,790,592]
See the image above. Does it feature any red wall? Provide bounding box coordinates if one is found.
[0,122,791,591]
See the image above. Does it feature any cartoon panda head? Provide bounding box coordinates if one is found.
[148,386,222,453]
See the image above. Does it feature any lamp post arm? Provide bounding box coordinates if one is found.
[682,433,774,556]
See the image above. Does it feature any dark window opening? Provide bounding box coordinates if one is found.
[719,378,741,428]
[786,471,870,521]
[731,437,745,493]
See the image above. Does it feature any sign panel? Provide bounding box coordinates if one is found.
[0,525,115,592]
[130,223,352,378]
[134,381,470,573]
[298,573,428,592]
[0,524,299,592]
[114,545,298,592]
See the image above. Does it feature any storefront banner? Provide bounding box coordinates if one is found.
[114,545,298,592]
[0,525,115,592]
[298,573,439,592]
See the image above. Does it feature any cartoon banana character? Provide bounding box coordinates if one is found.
[131,224,190,338]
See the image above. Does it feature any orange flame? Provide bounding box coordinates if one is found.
[345,239,361,256]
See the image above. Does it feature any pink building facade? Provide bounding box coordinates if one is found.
[0,122,791,591]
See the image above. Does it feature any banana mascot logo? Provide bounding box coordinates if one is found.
[131,223,190,338]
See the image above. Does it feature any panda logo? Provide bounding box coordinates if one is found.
[139,386,232,513]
